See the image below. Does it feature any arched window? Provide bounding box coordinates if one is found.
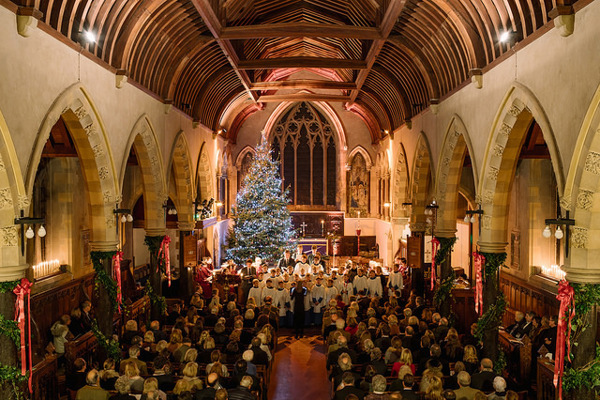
[271,102,337,207]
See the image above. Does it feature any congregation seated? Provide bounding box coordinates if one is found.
[99,359,120,391]
[76,369,110,400]
[333,372,366,400]
[67,358,88,392]
[470,358,497,392]
[119,346,148,376]
[109,375,136,400]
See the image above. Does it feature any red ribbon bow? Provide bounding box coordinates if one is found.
[554,280,575,399]
[112,252,123,312]
[13,278,33,393]
[473,252,485,316]
[158,236,171,287]
[431,238,440,291]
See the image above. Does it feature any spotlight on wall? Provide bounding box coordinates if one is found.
[499,31,512,43]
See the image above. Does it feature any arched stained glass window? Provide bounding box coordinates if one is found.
[271,102,337,207]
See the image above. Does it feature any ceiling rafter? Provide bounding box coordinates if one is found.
[190,0,258,103]
[238,57,367,70]
[347,0,407,104]
[220,22,382,39]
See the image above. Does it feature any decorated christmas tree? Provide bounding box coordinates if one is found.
[226,139,297,264]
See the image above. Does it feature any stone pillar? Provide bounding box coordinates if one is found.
[89,241,118,345]
[178,221,195,302]
[478,241,507,363]
[145,229,166,321]
[0,264,27,398]
[435,229,456,318]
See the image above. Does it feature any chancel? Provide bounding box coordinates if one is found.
[1,1,600,399]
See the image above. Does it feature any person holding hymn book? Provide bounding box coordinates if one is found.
[277,249,295,271]
[294,254,311,275]
[311,277,326,326]
[240,259,257,303]
[366,269,383,297]
[274,280,291,328]
[247,279,263,307]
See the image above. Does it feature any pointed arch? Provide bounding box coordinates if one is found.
[561,83,600,283]
[348,146,373,170]
[392,142,410,218]
[235,146,256,170]
[26,83,119,247]
[477,83,564,251]
[167,131,194,227]
[120,115,167,232]
[435,115,478,234]
[410,133,434,230]
[0,107,28,279]
[196,142,215,205]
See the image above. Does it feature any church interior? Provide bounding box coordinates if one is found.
[1,0,600,399]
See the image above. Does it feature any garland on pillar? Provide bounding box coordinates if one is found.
[562,283,600,395]
[0,280,28,400]
[474,252,507,341]
[144,284,167,315]
[432,237,457,307]
[90,251,119,312]
[144,236,166,272]
[90,320,121,363]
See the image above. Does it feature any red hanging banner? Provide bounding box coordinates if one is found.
[473,252,485,316]
[554,280,575,400]
[158,236,172,287]
[13,278,33,393]
[431,237,440,291]
[112,251,123,312]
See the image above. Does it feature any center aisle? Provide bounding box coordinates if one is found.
[268,328,331,400]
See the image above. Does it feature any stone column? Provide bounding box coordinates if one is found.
[178,221,195,302]
[434,229,456,318]
[144,228,166,321]
[89,241,118,344]
[0,263,28,398]
[477,241,507,363]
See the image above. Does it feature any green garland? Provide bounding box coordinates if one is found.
[144,236,166,273]
[480,252,507,278]
[0,281,20,294]
[434,273,455,307]
[91,320,121,363]
[144,284,167,315]
[562,283,600,394]
[433,236,457,267]
[475,291,507,341]
[0,280,26,400]
[90,251,120,312]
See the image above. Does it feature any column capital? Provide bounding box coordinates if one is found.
[564,266,600,285]
[178,221,196,231]
[89,241,119,252]
[0,264,29,282]
[434,229,456,239]
[477,241,507,254]
[145,228,166,237]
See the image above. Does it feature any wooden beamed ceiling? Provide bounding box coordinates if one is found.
[17,0,575,142]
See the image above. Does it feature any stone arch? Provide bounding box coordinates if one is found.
[392,143,410,218]
[0,108,28,279]
[561,83,600,283]
[167,131,194,227]
[235,146,256,170]
[435,115,478,234]
[26,83,119,247]
[410,133,434,230]
[478,83,564,251]
[120,115,167,232]
[348,146,373,170]
[196,142,215,204]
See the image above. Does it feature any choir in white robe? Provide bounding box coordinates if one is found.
[353,274,368,294]
[388,271,403,291]
[324,285,338,306]
[294,262,311,275]
[311,284,326,313]
[274,288,291,317]
[340,280,353,304]
[248,286,263,307]
[366,276,383,297]
[262,286,278,303]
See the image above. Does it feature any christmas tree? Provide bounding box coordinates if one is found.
[226,139,297,264]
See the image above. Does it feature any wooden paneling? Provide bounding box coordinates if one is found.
[499,273,559,328]
[452,288,478,334]
[30,274,95,357]
[537,358,557,400]
[31,356,59,400]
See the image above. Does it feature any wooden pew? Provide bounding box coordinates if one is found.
[31,356,59,400]
[64,331,98,372]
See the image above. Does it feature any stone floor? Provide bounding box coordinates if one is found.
[268,328,331,400]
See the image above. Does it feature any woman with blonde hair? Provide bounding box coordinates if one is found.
[388,314,401,336]
[392,348,416,376]
[183,348,198,363]
[167,329,183,354]
[384,336,403,364]
[172,379,193,396]
[99,358,119,390]
[141,377,166,400]
[181,362,203,391]
[123,361,144,392]
[424,375,444,400]
[463,344,479,374]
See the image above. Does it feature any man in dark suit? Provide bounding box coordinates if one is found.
[249,338,269,365]
[152,357,175,392]
[307,245,318,265]
[389,374,419,399]
[240,259,257,303]
[506,311,526,337]
[277,250,295,272]
[195,372,219,400]
[471,358,497,392]
[374,324,391,351]
[518,311,536,338]
[333,372,366,400]
[544,315,558,354]
[81,300,93,331]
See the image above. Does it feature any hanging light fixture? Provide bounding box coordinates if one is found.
[127,214,133,222]
[464,215,470,223]
[554,226,564,240]
[542,225,552,238]
[37,225,47,238]
[25,226,35,239]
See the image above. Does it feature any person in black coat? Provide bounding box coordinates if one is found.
[389,374,419,399]
[471,358,497,392]
[227,375,256,400]
[248,337,269,366]
[152,357,175,392]
[66,358,87,392]
[291,281,307,339]
[277,250,295,271]
[333,372,366,400]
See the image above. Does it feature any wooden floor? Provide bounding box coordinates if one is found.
[268,328,331,400]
